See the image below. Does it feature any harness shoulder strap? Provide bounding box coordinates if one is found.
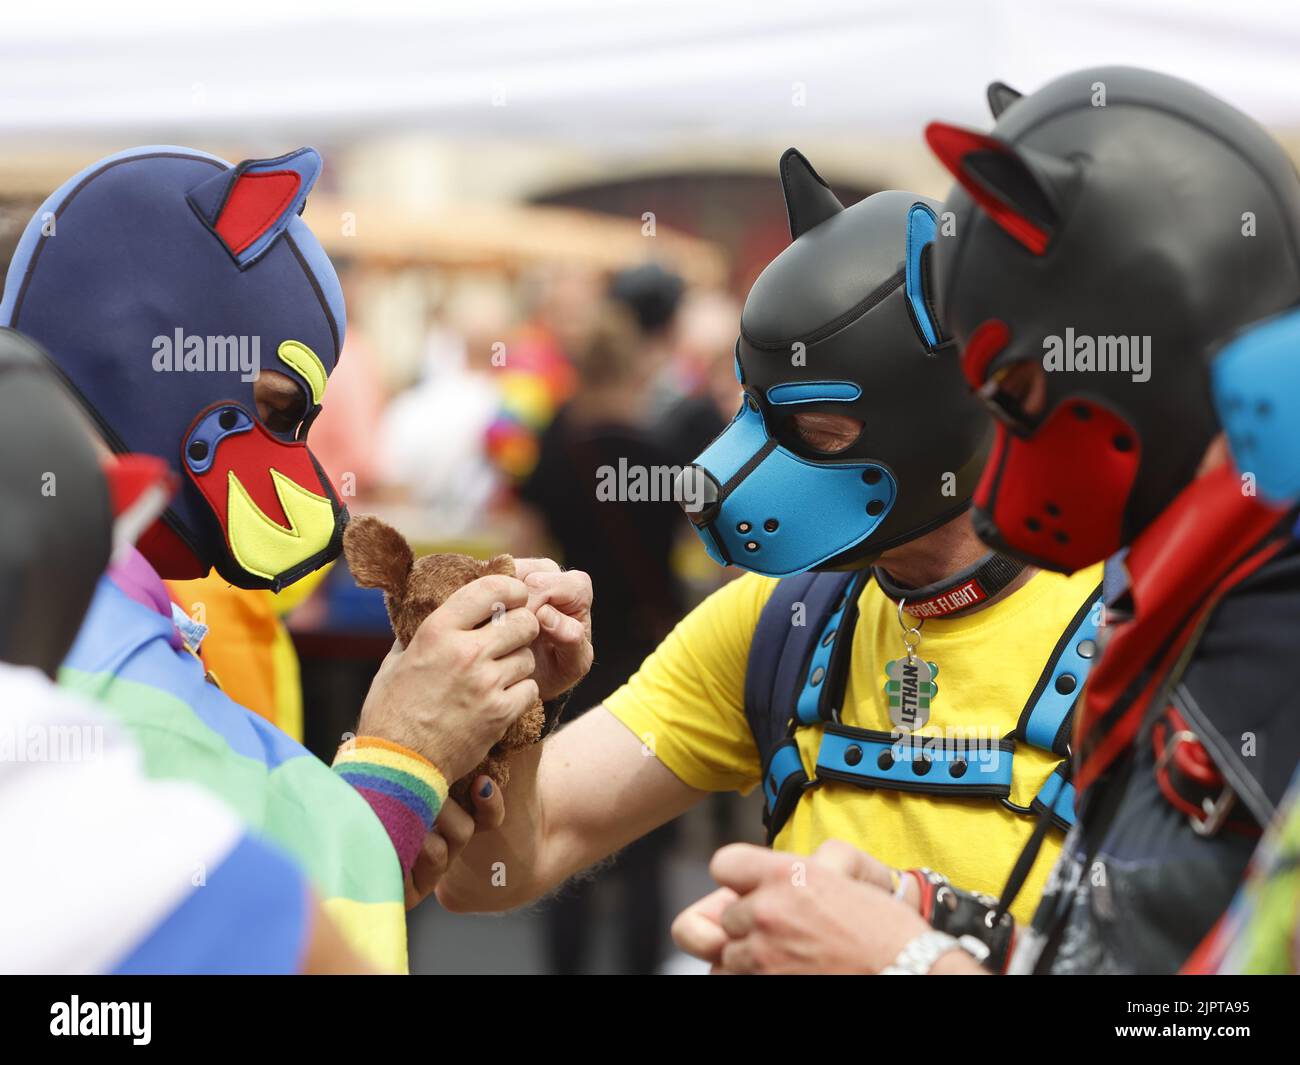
[746,573,1104,843]
[1008,581,1103,832]
[1013,582,1103,758]
[744,569,858,842]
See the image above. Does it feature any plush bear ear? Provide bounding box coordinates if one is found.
[342,515,414,599]
[484,554,517,578]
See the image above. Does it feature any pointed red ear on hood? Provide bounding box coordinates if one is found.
[104,454,173,520]
[188,147,322,268]
[925,122,1076,256]
[102,454,178,561]
[214,170,302,255]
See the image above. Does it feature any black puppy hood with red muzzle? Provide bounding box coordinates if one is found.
[927,68,1300,573]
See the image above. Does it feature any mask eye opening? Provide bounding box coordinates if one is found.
[977,359,1045,437]
[785,410,865,456]
[978,381,1036,436]
[254,370,310,438]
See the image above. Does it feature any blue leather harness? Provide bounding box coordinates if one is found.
[745,568,1101,844]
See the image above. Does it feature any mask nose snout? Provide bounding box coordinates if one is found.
[675,464,720,526]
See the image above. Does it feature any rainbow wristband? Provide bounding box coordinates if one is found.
[333,737,448,874]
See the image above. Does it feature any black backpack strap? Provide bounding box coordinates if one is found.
[744,569,860,843]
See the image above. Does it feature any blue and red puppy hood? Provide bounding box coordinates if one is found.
[1,146,348,591]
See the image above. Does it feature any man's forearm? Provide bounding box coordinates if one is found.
[437,706,706,912]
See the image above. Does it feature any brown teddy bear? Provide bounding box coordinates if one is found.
[342,514,545,802]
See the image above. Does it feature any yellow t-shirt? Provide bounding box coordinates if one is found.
[605,564,1102,924]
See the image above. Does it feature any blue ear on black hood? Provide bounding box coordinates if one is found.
[779,148,844,239]
[187,147,322,270]
[904,202,945,349]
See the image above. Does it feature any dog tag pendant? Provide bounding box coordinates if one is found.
[885,598,938,730]
[884,656,938,731]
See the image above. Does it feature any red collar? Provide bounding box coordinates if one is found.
[873,552,1025,619]
[1075,463,1289,793]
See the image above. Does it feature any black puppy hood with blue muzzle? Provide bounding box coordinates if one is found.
[679,151,990,577]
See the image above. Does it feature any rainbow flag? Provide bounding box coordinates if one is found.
[1,661,311,974]
[59,548,407,972]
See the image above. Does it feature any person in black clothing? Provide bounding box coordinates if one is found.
[631,266,736,469]
[517,295,686,974]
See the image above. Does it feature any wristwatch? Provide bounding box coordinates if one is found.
[880,930,990,975]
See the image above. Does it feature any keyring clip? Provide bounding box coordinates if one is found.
[897,598,924,659]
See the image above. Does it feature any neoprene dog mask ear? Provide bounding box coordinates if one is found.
[927,66,1300,573]
[678,151,990,577]
[1211,308,1300,506]
[1,146,348,591]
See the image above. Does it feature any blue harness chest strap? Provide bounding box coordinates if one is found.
[746,575,1103,843]
[817,723,1015,797]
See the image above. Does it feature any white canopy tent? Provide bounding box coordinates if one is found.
[1,0,1298,148]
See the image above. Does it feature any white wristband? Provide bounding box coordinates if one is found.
[880,930,987,975]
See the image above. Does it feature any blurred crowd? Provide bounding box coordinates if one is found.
[0,179,753,977]
[312,257,747,974]
[317,258,742,591]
